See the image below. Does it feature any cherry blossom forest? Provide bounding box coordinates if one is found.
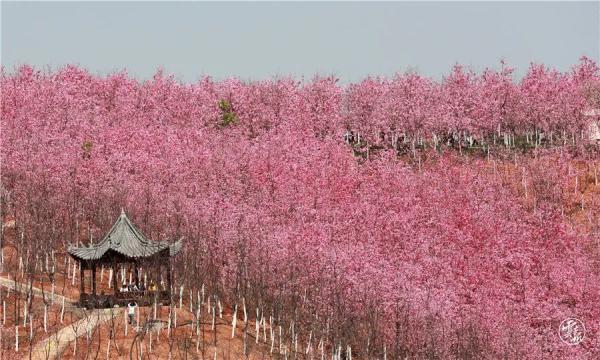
[1,57,600,359]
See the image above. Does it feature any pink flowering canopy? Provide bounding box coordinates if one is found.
[1,58,599,358]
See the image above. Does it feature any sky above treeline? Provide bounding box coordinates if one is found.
[2,1,599,83]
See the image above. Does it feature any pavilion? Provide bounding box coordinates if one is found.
[67,209,183,308]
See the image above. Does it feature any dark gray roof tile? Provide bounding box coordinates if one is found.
[67,209,183,261]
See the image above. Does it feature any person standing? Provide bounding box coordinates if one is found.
[128,301,137,325]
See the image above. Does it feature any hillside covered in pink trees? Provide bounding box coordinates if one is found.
[1,58,600,359]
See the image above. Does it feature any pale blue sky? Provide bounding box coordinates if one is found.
[2,1,599,82]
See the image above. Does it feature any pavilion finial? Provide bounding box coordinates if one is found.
[120,207,125,217]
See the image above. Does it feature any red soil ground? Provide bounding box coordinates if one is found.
[1,221,279,359]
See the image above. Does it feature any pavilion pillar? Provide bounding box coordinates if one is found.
[92,264,97,296]
[80,261,85,294]
[134,262,140,288]
[167,260,172,299]
[112,258,118,294]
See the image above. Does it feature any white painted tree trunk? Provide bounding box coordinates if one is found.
[319,338,324,360]
[242,298,247,323]
[255,310,260,344]
[60,297,65,323]
[279,326,283,354]
[167,307,172,336]
[23,301,27,327]
[211,306,215,331]
[196,305,201,335]
[270,326,275,353]
[231,304,237,338]
[72,263,77,286]
[106,335,111,359]
[179,286,184,309]
[294,334,298,353]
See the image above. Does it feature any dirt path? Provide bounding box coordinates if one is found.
[0,276,75,306]
[0,275,121,360]
[29,307,123,360]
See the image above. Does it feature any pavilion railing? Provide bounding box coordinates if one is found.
[80,290,170,308]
